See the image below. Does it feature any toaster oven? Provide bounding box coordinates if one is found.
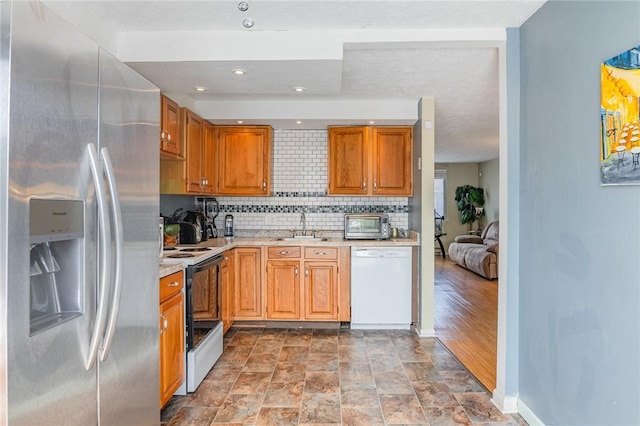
[344,213,390,240]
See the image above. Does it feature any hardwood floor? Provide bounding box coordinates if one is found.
[434,256,498,392]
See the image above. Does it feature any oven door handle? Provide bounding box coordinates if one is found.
[191,254,224,273]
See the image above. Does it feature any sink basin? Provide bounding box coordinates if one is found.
[277,237,328,242]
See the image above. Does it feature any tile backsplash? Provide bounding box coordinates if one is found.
[160,129,409,232]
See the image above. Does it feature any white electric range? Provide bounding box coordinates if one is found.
[161,245,224,394]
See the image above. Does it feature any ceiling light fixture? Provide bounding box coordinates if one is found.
[296,120,302,124]
[194,86,207,92]
[232,69,246,75]
[237,120,244,124]
[369,121,376,124]
[293,87,305,92]
[242,17,254,28]
[238,2,248,12]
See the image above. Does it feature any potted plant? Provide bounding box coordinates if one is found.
[454,185,485,231]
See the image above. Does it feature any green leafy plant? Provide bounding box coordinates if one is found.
[454,185,485,226]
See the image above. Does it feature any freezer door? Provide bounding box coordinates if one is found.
[97,49,160,425]
[7,3,99,424]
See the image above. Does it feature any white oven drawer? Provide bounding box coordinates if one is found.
[186,321,223,392]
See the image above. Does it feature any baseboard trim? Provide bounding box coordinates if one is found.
[491,389,518,413]
[416,326,436,337]
[517,399,545,426]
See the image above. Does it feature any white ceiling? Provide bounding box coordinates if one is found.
[46,0,546,163]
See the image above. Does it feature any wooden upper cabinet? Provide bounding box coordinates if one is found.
[183,109,204,193]
[160,108,215,195]
[371,127,413,196]
[328,126,412,196]
[160,95,181,157]
[216,126,272,195]
[202,121,216,195]
[328,127,369,195]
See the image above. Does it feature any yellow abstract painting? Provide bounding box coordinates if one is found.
[600,46,640,185]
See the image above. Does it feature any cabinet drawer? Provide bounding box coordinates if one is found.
[267,246,301,259]
[304,247,338,260]
[160,270,184,301]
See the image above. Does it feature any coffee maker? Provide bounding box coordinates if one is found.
[196,197,219,239]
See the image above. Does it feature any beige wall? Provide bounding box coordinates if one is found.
[434,162,479,251]
[418,97,435,336]
[479,157,499,224]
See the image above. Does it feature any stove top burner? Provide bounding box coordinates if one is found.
[167,252,195,258]
[180,247,212,252]
[163,247,178,251]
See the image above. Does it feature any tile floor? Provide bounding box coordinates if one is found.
[161,327,528,425]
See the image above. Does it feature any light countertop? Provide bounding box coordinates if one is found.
[159,230,420,278]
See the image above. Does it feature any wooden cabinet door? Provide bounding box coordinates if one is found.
[183,109,205,193]
[266,260,301,319]
[192,265,219,321]
[234,247,263,319]
[159,291,184,408]
[304,261,338,320]
[221,252,234,333]
[160,95,181,157]
[216,126,271,195]
[371,127,413,196]
[328,127,369,195]
[202,121,216,194]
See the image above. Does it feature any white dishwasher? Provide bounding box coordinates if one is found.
[350,246,412,329]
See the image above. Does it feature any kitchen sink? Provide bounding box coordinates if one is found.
[276,236,328,242]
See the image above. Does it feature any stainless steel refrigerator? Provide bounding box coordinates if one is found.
[0,2,160,424]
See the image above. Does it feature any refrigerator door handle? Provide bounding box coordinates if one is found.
[99,147,124,362]
[86,143,112,370]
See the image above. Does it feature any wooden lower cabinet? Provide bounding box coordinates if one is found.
[257,246,342,322]
[159,271,185,408]
[221,251,235,333]
[304,261,338,320]
[266,260,301,319]
[234,247,263,319]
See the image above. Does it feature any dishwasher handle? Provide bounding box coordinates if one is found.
[352,248,411,258]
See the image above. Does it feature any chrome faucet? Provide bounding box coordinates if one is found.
[300,210,307,236]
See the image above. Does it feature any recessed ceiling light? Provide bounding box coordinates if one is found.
[296,120,302,124]
[194,86,207,92]
[369,121,376,124]
[293,87,305,92]
[237,120,244,124]
[238,2,249,12]
[242,17,254,28]
[232,69,246,75]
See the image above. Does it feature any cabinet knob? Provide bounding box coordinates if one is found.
[295,265,299,277]
[168,282,179,287]
[160,130,165,143]
[279,251,290,255]
[262,180,267,192]
[167,132,171,141]
[314,251,327,256]
[373,179,377,191]
[362,179,367,191]
[305,266,309,277]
